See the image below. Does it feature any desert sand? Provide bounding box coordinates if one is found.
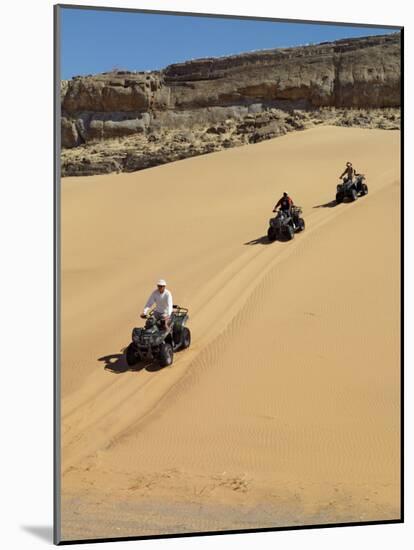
[60,126,400,540]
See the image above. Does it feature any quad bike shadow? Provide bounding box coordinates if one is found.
[98,351,165,373]
[244,235,273,246]
[313,200,338,209]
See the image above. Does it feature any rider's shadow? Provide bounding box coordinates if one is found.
[98,350,166,373]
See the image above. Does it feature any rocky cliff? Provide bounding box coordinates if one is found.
[61,32,401,176]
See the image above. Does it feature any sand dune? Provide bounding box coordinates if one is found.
[60,126,400,540]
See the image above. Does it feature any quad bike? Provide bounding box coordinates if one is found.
[125,305,191,368]
[267,206,305,241]
[336,174,368,204]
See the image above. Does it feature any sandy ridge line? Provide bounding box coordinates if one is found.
[66,177,398,466]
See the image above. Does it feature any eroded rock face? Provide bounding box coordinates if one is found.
[60,32,401,172]
[61,118,79,148]
[62,73,166,112]
[163,33,400,109]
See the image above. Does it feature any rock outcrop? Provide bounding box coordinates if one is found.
[164,33,400,109]
[60,32,401,176]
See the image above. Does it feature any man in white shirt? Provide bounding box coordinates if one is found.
[141,279,173,329]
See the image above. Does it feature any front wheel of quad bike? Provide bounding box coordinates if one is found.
[159,343,174,367]
[349,189,357,202]
[180,327,191,350]
[297,218,305,232]
[285,225,294,240]
[125,342,141,366]
[336,193,344,204]
[360,184,368,196]
[267,227,276,241]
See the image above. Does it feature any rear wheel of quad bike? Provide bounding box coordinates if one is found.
[125,342,141,366]
[297,218,305,232]
[336,192,344,204]
[159,343,173,367]
[181,327,191,350]
[267,226,276,241]
[349,189,357,202]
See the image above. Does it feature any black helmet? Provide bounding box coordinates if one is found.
[283,192,288,197]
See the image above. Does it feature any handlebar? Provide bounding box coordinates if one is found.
[141,305,188,318]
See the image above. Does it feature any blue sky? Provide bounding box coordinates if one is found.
[60,7,398,80]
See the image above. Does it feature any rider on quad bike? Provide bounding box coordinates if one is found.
[125,280,191,368]
[268,192,305,241]
[141,279,173,330]
[125,279,191,367]
[273,192,294,215]
[273,192,296,228]
[339,161,357,183]
[336,162,368,203]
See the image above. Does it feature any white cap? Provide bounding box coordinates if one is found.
[157,279,167,286]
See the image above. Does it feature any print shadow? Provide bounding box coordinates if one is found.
[21,526,53,543]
